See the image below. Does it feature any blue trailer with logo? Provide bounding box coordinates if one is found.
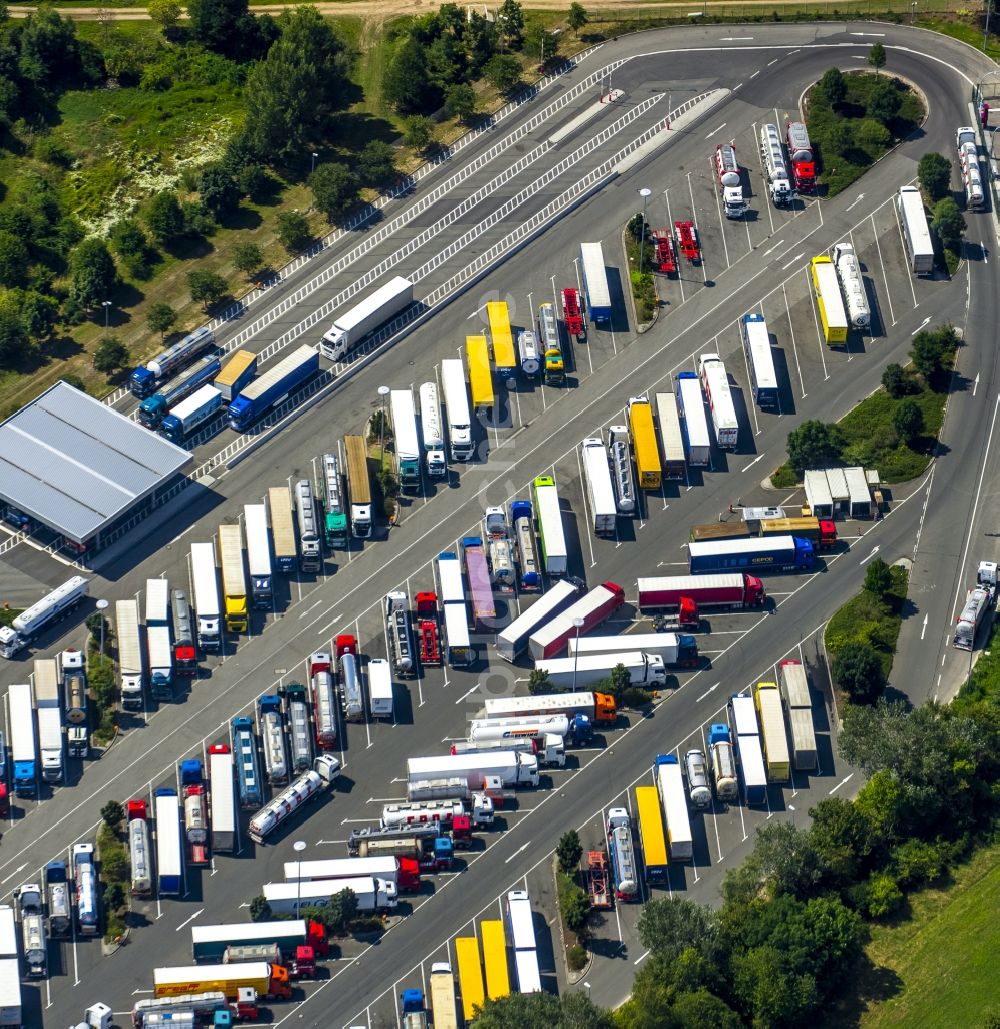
[227,345,319,432]
[688,535,814,574]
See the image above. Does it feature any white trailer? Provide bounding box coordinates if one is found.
[440,359,474,462]
[34,660,63,784]
[534,651,667,689]
[714,142,748,217]
[190,542,221,651]
[406,752,539,789]
[532,477,568,578]
[698,354,738,449]
[265,876,397,915]
[897,186,934,275]
[759,123,792,205]
[390,388,422,491]
[741,314,779,410]
[247,755,340,844]
[654,756,693,861]
[366,658,394,719]
[0,575,89,659]
[496,580,581,662]
[208,746,237,854]
[832,243,871,329]
[320,276,413,361]
[10,682,37,797]
[115,598,145,710]
[580,437,617,537]
[579,241,612,322]
[654,393,686,480]
[469,715,571,742]
[244,503,273,610]
[418,381,447,477]
[0,906,21,1029]
[568,632,695,666]
[339,649,365,722]
[676,374,711,466]
[285,855,403,884]
[953,585,993,650]
[607,425,637,513]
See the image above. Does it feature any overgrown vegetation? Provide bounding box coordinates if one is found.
[625,213,657,323]
[806,65,925,197]
[87,613,118,746]
[770,324,957,486]
[97,807,130,943]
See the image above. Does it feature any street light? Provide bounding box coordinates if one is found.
[310,151,318,175]
[377,385,390,465]
[101,300,111,329]
[293,840,307,915]
[95,599,109,660]
[788,804,796,828]
[571,617,585,693]
[637,188,652,276]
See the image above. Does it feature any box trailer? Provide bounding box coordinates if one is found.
[897,185,934,275]
[688,535,815,574]
[676,372,711,466]
[654,392,686,479]
[440,358,474,462]
[627,396,662,491]
[568,632,698,667]
[534,651,667,689]
[495,580,582,662]
[580,437,617,536]
[366,657,394,719]
[190,541,221,652]
[263,876,397,915]
[406,752,539,789]
[655,755,693,861]
[637,572,766,611]
[320,276,414,361]
[698,355,738,449]
[531,476,568,578]
[482,691,616,725]
[753,682,790,781]
[208,744,237,854]
[115,598,145,710]
[730,694,768,804]
[218,522,248,634]
[580,242,612,322]
[528,582,625,661]
[227,345,318,432]
[244,503,273,609]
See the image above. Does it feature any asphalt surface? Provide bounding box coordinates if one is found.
[0,21,994,1028]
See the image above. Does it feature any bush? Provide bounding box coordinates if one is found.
[93,336,129,375]
[918,152,952,202]
[249,896,272,922]
[621,686,653,709]
[104,915,126,943]
[881,363,907,398]
[863,871,904,918]
[557,871,590,937]
[557,830,583,874]
[567,943,588,970]
[101,800,125,829]
[276,211,312,254]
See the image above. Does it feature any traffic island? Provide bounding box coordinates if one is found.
[622,218,659,331]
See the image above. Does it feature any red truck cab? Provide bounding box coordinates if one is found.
[335,634,357,659]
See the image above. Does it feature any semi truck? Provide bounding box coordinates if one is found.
[34,659,64,783]
[608,425,637,514]
[244,503,273,609]
[208,744,237,854]
[534,651,668,689]
[129,326,215,398]
[145,577,174,702]
[10,682,37,797]
[528,581,625,660]
[687,535,815,574]
[138,355,223,428]
[257,695,289,786]
[832,242,870,329]
[785,121,815,192]
[352,834,455,869]
[320,276,414,361]
[294,479,322,573]
[247,755,340,845]
[627,396,662,491]
[953,583,993,650]
[127,800,153,896]
[217,523,248,634]
[676,372,711,467]
[385,593,417,678]
[61,649,89,759]
[231,716,263,810]
[562,286,585,338]
[463,536,496,628]
[496,580,583,662]
[567,632,698,668]
[227,344,319,432]
[0,906,20,1027]
[690,516,836,550]
[0,575,89,659]
[580,242,612,322]
[366,657,394,720]
[516,327,540,377]
[483,690,617,725]
[754,681,791,781]
[45,860,72,935]
[714,142,748,218]
[451,734,565,768]
[336,635,365,721]
[191,919,328,964]
[698,354,738,449]
[381,797,493,830]
[214,349,257,402]
[265,875,397,915]
[159,384,223,444]
[15,884,46,978]
[288,854,422,892]
[440,358,474,461]
[531,475,568,578]
[511,500,541,591]
[606,808,639,900]
[483,507,515,593]
[637,572,765,611]
[344,435,373,538]
[655,754,693,861]
[730,693,768,805]
[684,749,712,808]
[759,123,792,205]
[538,302,565,387]
[708,724,739,802]
[115,598,145,710]
[74,843,99,936]
[406,752,539,790]
[154,789,183,896]
[811,255,850,345]
[390,388,422,491]
[418,381,447,478]
[131,990,259,1026]
[469,713,593,747]
[180,759,210,866]
[267,486,297,573]
[309,652,337,749]
[319,452,349,549]
[152,963,292,1001]
[283,683,314,772]
[190,542,222,652]
[654,392,686,482]
[741,313,780,410]
[897,185,936,274]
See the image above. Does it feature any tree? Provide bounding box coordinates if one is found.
[199,165,240,218]
[147,302,177,338]
[862,872,904,918]
[894,398,924,443]
[188,269,229,310]
[485,54,522,94]
[673,991,743,1029]
[383,36,436,114]
[868,41,886,75]
[609,662,632,698]
[275,210,312,254]
[86,611,109,640]
[786,419,845,474]
[827,120,854,154]
[443,83,477,123]
[497,0,525,48]
[910,327,950,381]
[93,336,129,375]
[528,668,550,694]
[249,895,272,922]
[932,196,966,251]
[831,642,885,704]
[145,191,186,242]
[327,887,359,933]
[100,800,124,829]
[100,847,129,883]
[358,141,397,187]
[917,152,952,202]
[525,23,558,65]
[567,2,589,35]
[722,822,822,904]
[819,67,846,105]
[147,0,182,31]
[17,6,82,90]
[21,291,58,342]
[233,242,263,280]
[472,992,612,1028]
[70,238,117,312]
[637,898,717,961]
[867,80,902,125]
[402,115,433,151]
[882,362,907,398]
[309,163,360,223]
[863,557,893,599]
[110,219,147,261]
[556,829,583,873]
[807,797,876,888]
[0,306,27,368]
[0,231,29,288]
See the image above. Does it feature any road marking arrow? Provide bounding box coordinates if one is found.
[0,863,27,885]
[741,453,766,473]
[911,317,931,335]
[850,30,885,35]
[845,193,866,212]
[974,372,980,396]
[175,909,203,932]
[829,773,855,795]
[504,842,531,864]
[697,682,720,702]
[921,613,929,640]
[704,122,727,140]
[860,546,881,564]
[781,252,804,270]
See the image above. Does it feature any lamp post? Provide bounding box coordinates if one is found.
[377,385,390,465]
[95,598,109,660]
[571,617,585,693]
[310,152,318,175]
[293,840,307,915]
[637,188,652,275]
[101,301,111,329]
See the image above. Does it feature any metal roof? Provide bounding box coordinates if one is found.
[0,382,191,543]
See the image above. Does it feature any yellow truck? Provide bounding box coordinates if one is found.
[217,523,248,633]
[486,301,517,378]
[810,256,849,345]
[753,681,791,781]
[627,396,662,491]
[466,334,495,408]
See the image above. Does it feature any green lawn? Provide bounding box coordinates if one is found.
[858,842,1000,1028]
[825,565,908,681]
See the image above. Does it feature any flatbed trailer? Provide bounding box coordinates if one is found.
[674,220,700,262]
[585,850,611,908]
[650,228,677,273]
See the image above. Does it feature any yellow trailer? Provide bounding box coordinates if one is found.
[455,936,486,1022]
[486,301,517,377]
[627,396,662,491]
[480,919,509,1000]
[466,334,495,409]
[810,256,849,345]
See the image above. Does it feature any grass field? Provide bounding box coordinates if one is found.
[825,564,908,680]
[856,842,1000,1028]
